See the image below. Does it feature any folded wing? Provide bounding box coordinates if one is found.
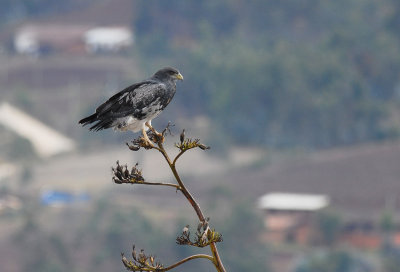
[79,80,167,131]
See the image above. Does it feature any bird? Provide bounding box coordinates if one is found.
[79,67,183,146]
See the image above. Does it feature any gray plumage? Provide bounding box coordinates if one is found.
[79,67,183,133]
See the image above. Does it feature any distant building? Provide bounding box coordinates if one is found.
[258,191,400,249]
[84,27,134,53]
[258,192,330,245]
[254,142,400,249]
[14,24,92,56]
[0,102,75,158]
[14,24,134,56]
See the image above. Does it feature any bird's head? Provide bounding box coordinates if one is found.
[153,67,184,82]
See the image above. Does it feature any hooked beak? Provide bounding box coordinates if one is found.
[175,73,184,81]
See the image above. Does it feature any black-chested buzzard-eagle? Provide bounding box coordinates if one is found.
[79,67,183,146]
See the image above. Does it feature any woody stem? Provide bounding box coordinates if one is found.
[155,138,226,272]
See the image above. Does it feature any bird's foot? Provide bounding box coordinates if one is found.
[142,133,155,148]
[126,137,154,151]
[136,136,154,149]
[141,127,156,148]
[142,138,155,149]
[151,129,163,140]
[146,122,164,143]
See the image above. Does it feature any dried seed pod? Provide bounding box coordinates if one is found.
[132,245,137,260]
[180,129,185,144]
[198,144,210,150]
[121,253,130,268]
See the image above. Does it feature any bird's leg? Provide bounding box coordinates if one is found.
[141,125,154,147]
[145,121,162,137]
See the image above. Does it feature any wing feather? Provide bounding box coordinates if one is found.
[79,69,178,132]
[101,82,166,117]
[83,80,168,131]
[95,81,147,115]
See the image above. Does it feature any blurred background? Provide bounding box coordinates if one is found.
[1,0,400,271]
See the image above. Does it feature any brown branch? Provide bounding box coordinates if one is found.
[123,252,213,272]
[172,149,186,166]
[153,136,226,272]
[134,180,180,190]
[122,127,226,272]
[162,254,214,271]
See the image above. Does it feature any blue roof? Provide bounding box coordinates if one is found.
[41,190,89,205]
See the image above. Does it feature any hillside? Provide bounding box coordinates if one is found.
[0,2,400,271]
[1,0,400,149]
[220,140,400,222]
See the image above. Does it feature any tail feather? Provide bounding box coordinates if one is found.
[89,118,114,131]
[79,113,114,131]
[79,113,97,126]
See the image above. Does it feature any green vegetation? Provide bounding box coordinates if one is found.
[5,194,268,272]
[2,1,400,271]
[380,210,395,233]
[295,250,372,272]
[0,0,90,25]
[316,210,342,246]
[217,202,270,271]
[7,134,36,161]
[382,244,400,272]
[2,1,399,149]
[133,0,400,148]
